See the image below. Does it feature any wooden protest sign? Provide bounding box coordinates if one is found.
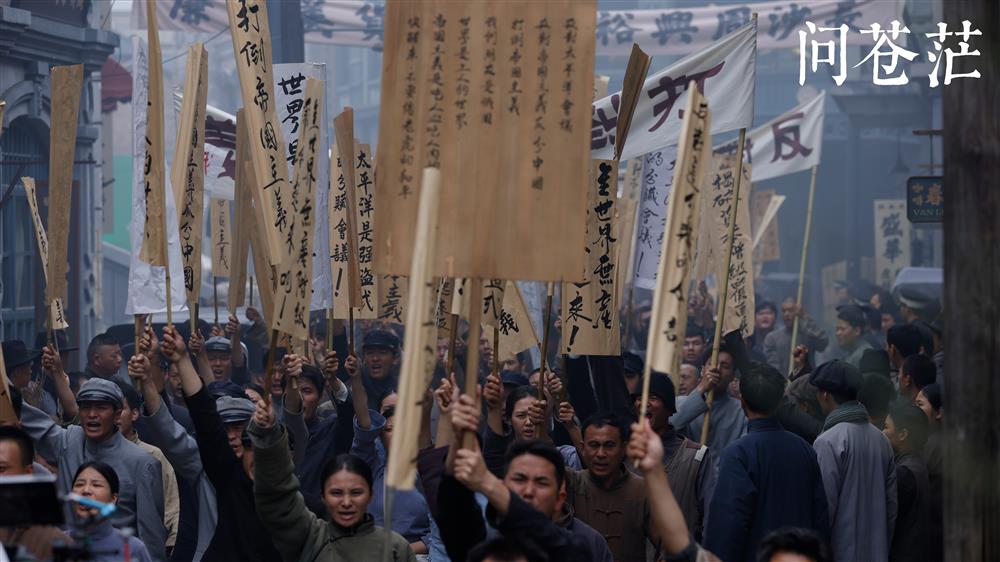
[333,110,362,305]
[378,275,408,325]
[614,44,651,160]
[47,64,83,306]
[375,0,597,281]
[226,0,289,265]
[704,154,755,338]
[172,43,209,305]
[751,188,783,263]
[331,142,376,319]
[211,198,232,278]
[386,168,442,490]
[273,78,323,342]
[23,177,69,330]
[643,87,711,393]
[561,160,621,356]
[352,143,377,318]
[247,163,275,328]
[229,109,252,312]
[497,280,539,360]
[140,1,167,267]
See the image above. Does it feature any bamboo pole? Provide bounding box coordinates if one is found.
[445,312,459,376]
[213,277,219,327]
[788,166,818,376]
[700,125,748,445]
[165,265,174,327]
[263,329,280,406]
[538,281,555,395]
[326,309,334,351]
[462,280,484,450]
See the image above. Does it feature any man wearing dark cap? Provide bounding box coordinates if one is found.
[830,305,872,368]
[359,329,402,411]
[19,377,167,561]
[896,287,935,324]
[810,360,897,562]
[898,354,937,402]
[633,373,713,539]
[1,340,42,406]
[204,335,250,385]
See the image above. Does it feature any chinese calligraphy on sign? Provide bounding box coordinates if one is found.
[273,78,323,341]
[874,199,911,289]
[561,159,621,356]
[799,19,982,87]
[376,0,596,281]
[211,198,232,278]
[704,154,756,339]
[172,44,209,303]
[646,88,710,388]
[227,0,290,266]
[23,178,69,330]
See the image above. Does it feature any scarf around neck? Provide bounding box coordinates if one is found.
[822,400,869,432]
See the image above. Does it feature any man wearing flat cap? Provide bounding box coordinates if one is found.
[358,329,402,411]
[810,360,897,562]
[19,377,168,561]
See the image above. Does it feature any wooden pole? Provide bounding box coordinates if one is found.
[326,309,334,351]
[445,313,459,376]
[263,329,279,406]
[787,166,817,375]
[190,302,198,338]
[492,325,500,378]
[165,266,174,327]
[700,125,748,445]
[461,280,484,450]
[249,276,255,309]
[213,277,219,327]
[538,281,555,395]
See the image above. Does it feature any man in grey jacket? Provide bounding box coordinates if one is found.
[20,378,167,562]
[764,298,829,375]
[811,360,897,562]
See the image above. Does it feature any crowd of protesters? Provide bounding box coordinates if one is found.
[0,279,947,562]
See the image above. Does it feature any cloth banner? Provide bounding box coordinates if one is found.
[720,92,826,182]
[632,147,678,290]
[273,62,333,311]
[172,93,237,201]
[134,0,901,55]
[590,20,756,161]
[126,36,187,316]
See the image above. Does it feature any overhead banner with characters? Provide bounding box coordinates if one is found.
[134,0,901,55]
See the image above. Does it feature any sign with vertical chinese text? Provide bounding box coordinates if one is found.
[376,0,597,280]
[171,44,209,304]
[273,78,323,340]
[646,89,711,386]
[874,199,911,288]
[561,160,621,356]
[632,147,678,289]
[704,154,755,337]
[226,0,290,265]
[47,64,83,305]
[23,178,69,330]
[211,198,232,278]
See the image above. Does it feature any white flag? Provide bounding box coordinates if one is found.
[126,36,187,316]
[591,20,756,161]
[273,63,333,311]
[747,92,825,182]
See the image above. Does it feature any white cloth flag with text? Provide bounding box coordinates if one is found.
[126,36,187,316]
[747,92,825,182]
[591,20,756,161]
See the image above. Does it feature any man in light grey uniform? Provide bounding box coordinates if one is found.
[811,360,897,562]
[20,378,167,562]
